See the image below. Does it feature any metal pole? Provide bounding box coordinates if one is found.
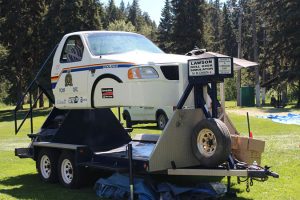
[211,82,218,118]
[252,3,260,107]
[237,5,243,106]
[118,107,121,121]
[220,82,225,115]
[128,144,134,200]
[247,112,251,137]
[29,92,33,134]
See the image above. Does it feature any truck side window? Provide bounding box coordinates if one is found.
[60,36,84,63]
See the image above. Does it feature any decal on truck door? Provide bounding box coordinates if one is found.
[102,88,113,99]
[65,71,73,86]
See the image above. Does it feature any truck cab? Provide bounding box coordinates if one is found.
[51,31,193,109]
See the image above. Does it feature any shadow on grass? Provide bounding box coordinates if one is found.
[258,107,296,114]
[0,108,51,123]
[0,174,97,200]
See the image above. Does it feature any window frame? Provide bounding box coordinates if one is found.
[60,35,84,63]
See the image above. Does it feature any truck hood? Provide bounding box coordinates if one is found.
[100,51,192,66]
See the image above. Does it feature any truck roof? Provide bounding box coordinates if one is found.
[64,30,142,38]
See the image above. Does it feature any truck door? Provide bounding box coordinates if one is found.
[56,35,88,108]
[143,107,156,121]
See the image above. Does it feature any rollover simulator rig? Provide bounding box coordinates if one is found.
[14,32,278,193]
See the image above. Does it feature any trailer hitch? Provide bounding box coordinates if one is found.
[237,165,279,192]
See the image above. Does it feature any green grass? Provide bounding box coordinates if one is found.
[0,105,300,199]
[226,113,300,200]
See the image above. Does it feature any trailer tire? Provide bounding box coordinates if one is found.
[36,149,58,183]
[58,151,85,188]
[192,118,231,167]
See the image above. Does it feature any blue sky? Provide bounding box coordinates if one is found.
[101,0,165,25]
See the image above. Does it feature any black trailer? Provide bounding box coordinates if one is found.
[14,54,278,194]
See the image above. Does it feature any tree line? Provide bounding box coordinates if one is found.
[0,0,299,107]
[157,0,300,107]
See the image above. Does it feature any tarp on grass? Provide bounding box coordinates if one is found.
[259,113,300,125]
[94,173,227,200]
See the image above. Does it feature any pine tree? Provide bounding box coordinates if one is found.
[220,3,236,56]
[119,0,127,19]
[81,0,101,30]
[210,0,221,51]
[258,0,300,106]
[1,0,46,104]
[128,0,141,29]
[104,0,118,28]
[171,0,205,54]
[158,0,173,52]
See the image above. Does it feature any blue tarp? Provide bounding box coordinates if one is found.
[259,113,300,125]
[95,173,227,200]
[95,173,157,200]
[158,182,227,200]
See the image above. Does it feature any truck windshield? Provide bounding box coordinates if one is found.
[85,32,164,56]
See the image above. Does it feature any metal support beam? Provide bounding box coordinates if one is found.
[211,82,218,118]
[128,144,134,200]
[168,169,248,177]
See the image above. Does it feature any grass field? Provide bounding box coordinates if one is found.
[0,105,299,200]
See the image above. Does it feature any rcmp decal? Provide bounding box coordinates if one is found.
[65,71,73,87]
[102,88,113,99]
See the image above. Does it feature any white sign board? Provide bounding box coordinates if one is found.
[189,58,215,76]
[218,58,232,75]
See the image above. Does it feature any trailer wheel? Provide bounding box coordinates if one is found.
[36,149,58,183]
[157,113,168,130]
[58,151,84,188]
[192,119,231,167]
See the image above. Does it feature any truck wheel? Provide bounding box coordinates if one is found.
[157,113,168,130]
[36,149,58,183]
[191,118,231,167]
[58,151,85,188]
[124,112,132,128]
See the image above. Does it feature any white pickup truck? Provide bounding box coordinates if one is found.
[122,106,174,129]
[51,31,193,109]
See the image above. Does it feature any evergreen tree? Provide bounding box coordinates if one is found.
[1,0,46,104]
[128,0,141,29]
[258,0,300,106]
[158,0,173,52]
[81,0,101,30]
[210,0,221,51]
[104,0,118,28]
[119,0,127,19]
[220,3,236,56]
[171,0,205,54]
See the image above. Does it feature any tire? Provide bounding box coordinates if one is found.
[58,151,85,188]
[124,111,132,128]
[36,149,58,183]
[157,113,168,130]
[191,118,231,167]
